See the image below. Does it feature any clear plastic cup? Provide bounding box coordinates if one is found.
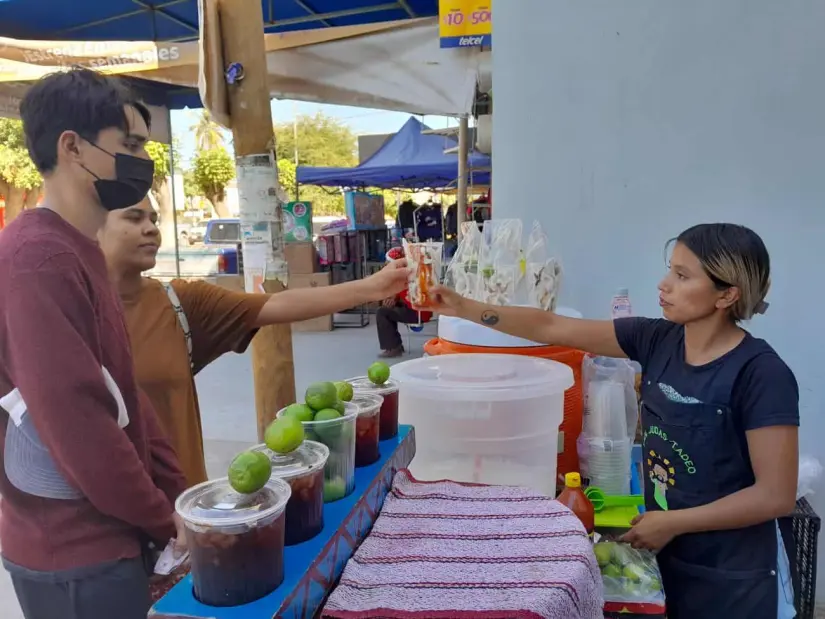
[251,441,329,545]
[351,393,383,467]
[346,376,399,440]
[277,402,357,503]
[175,477,291,607]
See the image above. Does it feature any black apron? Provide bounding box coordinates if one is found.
[640,340,781,619]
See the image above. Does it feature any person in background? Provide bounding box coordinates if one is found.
[98,197,411,487]
[374,246,432,358]
[0,69,187,619]
[426,223,797,619]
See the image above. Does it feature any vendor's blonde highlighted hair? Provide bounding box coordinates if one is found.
[672,224,771,322]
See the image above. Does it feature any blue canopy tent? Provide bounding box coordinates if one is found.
[0,0,438,110]
[297,116,491,190]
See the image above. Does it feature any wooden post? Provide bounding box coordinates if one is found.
[217,0,296,440]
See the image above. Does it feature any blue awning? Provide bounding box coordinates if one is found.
[0,0,437,41]
[297,117,491,190]
[0,1,438,109]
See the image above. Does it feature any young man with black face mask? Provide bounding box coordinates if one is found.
[0,69,188,619]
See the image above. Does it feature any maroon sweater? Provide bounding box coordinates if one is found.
[0,209,187,572]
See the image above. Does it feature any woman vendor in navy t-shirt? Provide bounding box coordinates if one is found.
[427,223,799,619]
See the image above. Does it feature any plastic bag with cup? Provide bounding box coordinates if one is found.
[577,356,639,496]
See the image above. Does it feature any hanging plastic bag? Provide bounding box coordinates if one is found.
[445,222,482,299]
[798,455,823,500]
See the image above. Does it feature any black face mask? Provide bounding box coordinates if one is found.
[82,143,155,212]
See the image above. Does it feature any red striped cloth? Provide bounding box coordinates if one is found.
[322,470,603,619]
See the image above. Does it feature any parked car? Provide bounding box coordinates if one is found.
[146,219,240,281]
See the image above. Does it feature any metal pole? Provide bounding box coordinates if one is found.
[168,108,181,280]
[293,101,300,201]
[456,115,469,240]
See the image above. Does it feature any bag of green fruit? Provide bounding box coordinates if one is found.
[594,541,667,615]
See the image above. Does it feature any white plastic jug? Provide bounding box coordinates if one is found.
[392,354,574,496]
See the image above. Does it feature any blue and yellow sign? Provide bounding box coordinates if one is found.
[439,0,492,48]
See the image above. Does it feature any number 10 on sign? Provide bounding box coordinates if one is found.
[439,0,492,48]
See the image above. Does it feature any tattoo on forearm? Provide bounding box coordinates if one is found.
[480,310,500,326]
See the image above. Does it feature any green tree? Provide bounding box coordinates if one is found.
[273,112,359,216]
[0,118,42,223]
[145,140,178,248]
[274,112,357,168]
[193,147,235,218]
[191,109,225,152]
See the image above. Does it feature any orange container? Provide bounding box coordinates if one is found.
[423,337,586,485]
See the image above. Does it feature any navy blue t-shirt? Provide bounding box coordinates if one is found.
[614,318,799,431]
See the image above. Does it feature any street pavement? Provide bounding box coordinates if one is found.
[0,319,435,618]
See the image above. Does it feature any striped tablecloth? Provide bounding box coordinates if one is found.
[322,470,603,619]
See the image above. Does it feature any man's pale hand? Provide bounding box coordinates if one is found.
[381,296,396,308]
[363,259,411,300]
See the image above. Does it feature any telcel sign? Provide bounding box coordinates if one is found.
[439,0,491,49]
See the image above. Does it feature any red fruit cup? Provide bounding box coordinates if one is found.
[346,376,399,440]
[351,393,383,467]
[251,440,329,545]
[176,477,291,607]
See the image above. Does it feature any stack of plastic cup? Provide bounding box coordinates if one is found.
[578,380,632,495]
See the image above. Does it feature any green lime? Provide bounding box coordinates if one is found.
[264,415,305,454]
[334,381,354,402]
[333,399,346,414]
[622,563,645,583]
[593,543,613,568]
[284,402,314,423]
[367,362,390,386]
[323,478,348,502]
[313,408,344,444]
[602,563,622,578]
[305,382,339,411]
[228,450,272,494]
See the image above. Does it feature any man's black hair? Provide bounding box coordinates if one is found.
[19,68,152,174]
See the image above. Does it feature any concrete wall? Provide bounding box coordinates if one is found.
[494,0,825,593]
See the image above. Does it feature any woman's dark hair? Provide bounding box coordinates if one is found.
[672,223,771,321]
[20,68,151,174]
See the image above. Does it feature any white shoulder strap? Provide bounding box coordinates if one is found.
[165,284,194,369]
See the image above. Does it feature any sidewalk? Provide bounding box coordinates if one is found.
[0,319,436,618]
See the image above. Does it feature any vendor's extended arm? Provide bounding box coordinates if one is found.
[254,260,410,327]
[427,284,625,358]
[623,425,798,551]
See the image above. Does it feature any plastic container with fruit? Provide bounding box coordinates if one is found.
[251,440,329,545]
[276,408,357,503]
[175,476,291,607]
[351,392,383,466]
[347,362,398,440]
[391,353,573,496]
[277,381,359,503]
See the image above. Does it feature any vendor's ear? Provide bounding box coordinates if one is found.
[716,285,740,311]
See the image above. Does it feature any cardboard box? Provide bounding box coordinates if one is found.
[285,242,317,275]
[289,272,333,332]
[344,191,385,230]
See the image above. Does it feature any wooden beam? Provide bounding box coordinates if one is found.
[218,0,296,440]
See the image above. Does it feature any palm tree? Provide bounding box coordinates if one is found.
[191,110,224,152]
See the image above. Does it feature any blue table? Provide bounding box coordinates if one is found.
[151,426,417,619]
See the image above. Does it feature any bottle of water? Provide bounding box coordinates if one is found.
[611,288,633,319]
